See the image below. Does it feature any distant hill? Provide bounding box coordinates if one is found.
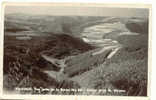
[5,14,106,36]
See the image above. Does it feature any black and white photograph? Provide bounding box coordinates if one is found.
[2,3,150,97]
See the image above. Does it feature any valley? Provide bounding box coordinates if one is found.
[3,15,148,96]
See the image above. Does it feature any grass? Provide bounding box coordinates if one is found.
[64,48,111,77]
[125,20,148,34]
[117,34,148,52]
[90,47,148,96]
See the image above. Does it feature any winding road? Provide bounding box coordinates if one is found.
[41,21,139,88]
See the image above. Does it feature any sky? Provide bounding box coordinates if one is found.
[4,5,149,18]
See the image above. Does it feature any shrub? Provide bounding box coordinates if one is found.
[91,49,147,96]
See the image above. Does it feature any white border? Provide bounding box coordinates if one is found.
[0,1,153,100]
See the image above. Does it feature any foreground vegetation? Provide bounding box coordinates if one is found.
[90,47,147,96]
[4,34,93,94]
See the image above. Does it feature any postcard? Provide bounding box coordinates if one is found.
[0,2,152,100]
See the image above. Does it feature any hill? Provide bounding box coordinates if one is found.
[3,14,149,96]
[3,34,94,93]
[5,14,106,36]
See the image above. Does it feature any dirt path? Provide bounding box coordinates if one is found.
[41,21,124,87]
[92,45,122,57]
[41,43,122,88]
[41,54,68,82]
[41,54,66,73]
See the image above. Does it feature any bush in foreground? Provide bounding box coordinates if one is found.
[91,48,147,96]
